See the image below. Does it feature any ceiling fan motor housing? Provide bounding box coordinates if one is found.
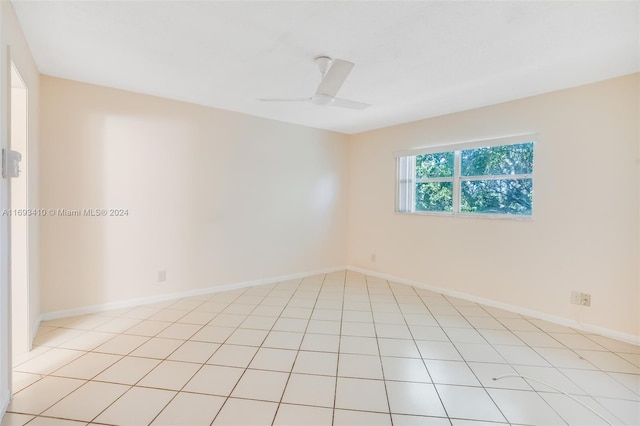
[315,56,333,76]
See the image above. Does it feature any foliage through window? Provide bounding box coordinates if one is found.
[397,137,535,217]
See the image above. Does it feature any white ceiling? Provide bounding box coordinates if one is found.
[11,1,640,134]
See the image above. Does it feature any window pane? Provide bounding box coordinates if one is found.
[416,182,453,212]
[461,179,532,215]
[416,152,454,178]
[461,142,534,177]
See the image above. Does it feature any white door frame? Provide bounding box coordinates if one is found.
[0,45,13,418]
[10,60,30,361]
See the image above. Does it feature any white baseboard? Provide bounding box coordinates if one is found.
[40,265,347,322]
[38,264,639,347]
[347,266,640,346]
[29,317,41,350]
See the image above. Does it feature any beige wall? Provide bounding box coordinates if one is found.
[348,74,640,340]
[40,76,348,314]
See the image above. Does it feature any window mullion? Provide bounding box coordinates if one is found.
[459,173,533,181]
[409,156,416,212]
[453,150,461,213]
[416,177,454,183]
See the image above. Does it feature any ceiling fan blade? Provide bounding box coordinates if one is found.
[257,97,310,102]
[316,59,354,98]
[330,97,371,110]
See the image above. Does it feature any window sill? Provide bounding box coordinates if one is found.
[395,210,534,221]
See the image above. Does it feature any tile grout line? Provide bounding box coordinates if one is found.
[89,291,247,425]
[366,275,396,425]
[445,293,575,424]
[329,272,348,425]
[442,293,525,424]
[270,275,324,425]
[85,293,234,425]
[75,288,259,425]
[443,293,624,425]
[209,277,306,426]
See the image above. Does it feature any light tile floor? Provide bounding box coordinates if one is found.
[2,271,639,425]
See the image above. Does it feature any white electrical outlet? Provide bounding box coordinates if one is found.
[570,290,591,306]
[158,270,167,283]
[371,254,376,263]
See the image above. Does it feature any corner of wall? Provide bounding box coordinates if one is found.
[40,265,348,321]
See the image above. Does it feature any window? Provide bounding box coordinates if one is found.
[397,135,535,217]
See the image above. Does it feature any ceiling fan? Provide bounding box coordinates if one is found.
[258,56,370,110]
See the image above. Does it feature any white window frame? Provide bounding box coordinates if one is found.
[396,134,536,219]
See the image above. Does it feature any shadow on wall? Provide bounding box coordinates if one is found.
[39,79,348,314]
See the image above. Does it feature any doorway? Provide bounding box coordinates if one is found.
[10,62,29,361]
